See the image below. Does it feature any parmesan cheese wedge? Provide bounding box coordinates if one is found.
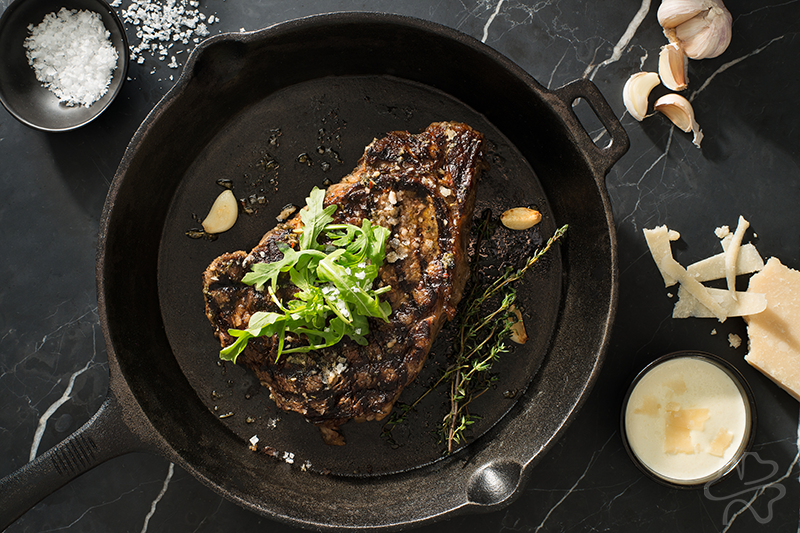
[744,257,800,401]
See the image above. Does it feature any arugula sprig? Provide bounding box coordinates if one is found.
[220,187,392,364]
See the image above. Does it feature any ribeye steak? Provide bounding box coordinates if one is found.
[202,121,486,444]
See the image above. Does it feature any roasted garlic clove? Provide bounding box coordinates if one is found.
[202,189,239,234]
[659,42,689,91]
[501,207,542,230]
[658,0,732,59]
[654,94,704,148]
[509,306,528,345]
[622,72,661,121]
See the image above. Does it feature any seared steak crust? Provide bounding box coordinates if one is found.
[203,122,485,444]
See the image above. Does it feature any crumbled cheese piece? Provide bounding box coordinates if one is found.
[665,405,710,454]
[744,257,800,401]
[633,395,660,416]
[728,333,742,349]
[24,8,118,107]
[708,428,734,457]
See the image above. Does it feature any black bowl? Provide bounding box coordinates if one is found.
[0,0,129,131]
[620,351,757,489]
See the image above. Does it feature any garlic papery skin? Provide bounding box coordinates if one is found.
[658,0,733,59]
[659,42,689,91]
[675,6,732,59]
[654,94,704,148]
[623,72,661,121]
[657,0,706,29]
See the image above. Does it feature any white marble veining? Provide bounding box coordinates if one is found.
[1,0,799,531]
[140,463,174,533]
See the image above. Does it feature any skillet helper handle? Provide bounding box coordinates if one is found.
[553,78,630,178]
[0,392,139,529]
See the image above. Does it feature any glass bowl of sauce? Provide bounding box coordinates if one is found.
[621,351,756,488]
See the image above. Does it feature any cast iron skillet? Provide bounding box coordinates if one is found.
[0,12,628,530]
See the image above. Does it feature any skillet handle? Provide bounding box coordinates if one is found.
[0,391,142,529]
[553,78,630,178]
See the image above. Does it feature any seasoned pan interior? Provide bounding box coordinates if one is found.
[157,74,561,476]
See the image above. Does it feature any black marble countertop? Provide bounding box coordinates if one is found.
[2,0,799,531]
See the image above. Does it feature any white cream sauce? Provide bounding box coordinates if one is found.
[624,356,749,484]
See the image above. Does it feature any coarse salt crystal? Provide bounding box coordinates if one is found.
[24,8,118,107]
[120,0,217,66]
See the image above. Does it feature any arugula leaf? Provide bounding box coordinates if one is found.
[299,187,337,250]
[221,188,392,364]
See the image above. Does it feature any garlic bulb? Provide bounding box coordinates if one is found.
[623,72,661,121]
[654,94,704,148]
[657,0,732,59]
[659,42,688,91]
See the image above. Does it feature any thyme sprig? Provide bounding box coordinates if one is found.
[442,223,567,452]
[381,221,568,453]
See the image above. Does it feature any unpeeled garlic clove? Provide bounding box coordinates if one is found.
[657,0,706,29]
[658,0,732,59]
[654,94,704,148]
[622,72,661,121]
[658,42,689,91]
[675,6,732,59]
[202,189,239,234]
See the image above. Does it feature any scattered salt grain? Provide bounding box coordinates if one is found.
[119,0,216,66]
[24,8,118,107]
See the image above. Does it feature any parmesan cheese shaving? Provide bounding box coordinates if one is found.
[673,285,766,319]
[660,257,728,321]
[724,216,750,301]
[644,218,765,322]
[686,243,764,282]
[643,226,680,287]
